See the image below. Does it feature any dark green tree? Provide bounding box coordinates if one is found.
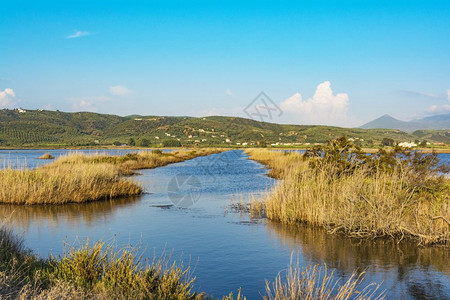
[162,139,182,147]
[381,138,395,146]
[139,138,150,147]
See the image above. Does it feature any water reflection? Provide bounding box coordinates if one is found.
[266,222,450,299]
[0,196,142,231]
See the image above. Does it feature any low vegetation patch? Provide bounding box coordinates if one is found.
[0,149,221,205]
[0,224,197,299]
[246,137,450,245]
[0,225,385,299]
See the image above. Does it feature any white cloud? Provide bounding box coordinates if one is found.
[0,88,17,108]
[225,89,234,97]
[426,89,450,114]
[43,103,53,110]
[66,31,90,39]
[69,85,131,113]
[427,104,450,113]
[109,85,133,97]
[70,96,109,112]
[280,81,350,126]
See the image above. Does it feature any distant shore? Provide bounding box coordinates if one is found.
[0,146,449,153]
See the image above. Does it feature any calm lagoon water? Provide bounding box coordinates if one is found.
[0,150,449,299]
[0,148,174,169]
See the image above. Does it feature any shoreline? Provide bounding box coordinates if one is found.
[1,146,449,153]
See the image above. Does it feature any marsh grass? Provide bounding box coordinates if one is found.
[56,149,222,176]
[264,261,385,300]
[229,195,266,219]
[245,141,450,246]
[0,224,45,299]
[245,150,306,179]
[0,163,142,205]
[0,148,221,205]
[46,240,196,299]
[0,224,198,299]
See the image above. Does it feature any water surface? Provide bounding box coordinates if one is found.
[0,150,449,299]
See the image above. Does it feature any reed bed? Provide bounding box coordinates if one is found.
[245,149,307,179]
[245,141,450,246]
[0,163,142,205]
[55,148,222,175]
[0,148,222,205]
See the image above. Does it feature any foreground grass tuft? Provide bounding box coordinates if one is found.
[45,240,196,299]
[0,226,198,299]
[264,262,385,300]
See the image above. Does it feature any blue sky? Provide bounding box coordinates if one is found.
[1,0,449,126]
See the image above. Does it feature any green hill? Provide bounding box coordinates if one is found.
[0,109,448,148]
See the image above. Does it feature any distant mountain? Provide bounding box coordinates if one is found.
[417,114,450,130]
[360,113,450,131]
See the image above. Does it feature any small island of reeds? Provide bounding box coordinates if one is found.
[38,153,54,159]
[0,149,221,205]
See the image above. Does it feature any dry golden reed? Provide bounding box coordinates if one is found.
[264,260,385,300]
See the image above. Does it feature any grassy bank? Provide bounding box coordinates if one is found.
[0,224,197,299]
[0,225,384,299]
[246,138,450,246]
[0,149,221,205]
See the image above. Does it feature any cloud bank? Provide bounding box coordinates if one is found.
[0,88,17,108]
[280,81,350,126]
